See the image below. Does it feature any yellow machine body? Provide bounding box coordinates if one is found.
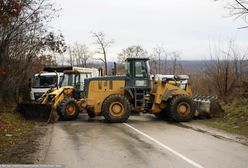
[83,77,192,116]
[81,58,195,122]
[150,80,191,113]
[85,79,126,113]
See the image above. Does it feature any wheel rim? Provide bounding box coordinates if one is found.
[109,102,124,117]
[177,102,190,115]
[66,103,76,116]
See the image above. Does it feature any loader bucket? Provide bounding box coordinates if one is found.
[18,103,52,122]
[193,96,225,119]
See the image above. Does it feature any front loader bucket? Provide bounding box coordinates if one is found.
[18,103,52,122]
[193,96,225,119]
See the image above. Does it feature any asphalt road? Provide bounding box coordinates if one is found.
[43,114,248,168]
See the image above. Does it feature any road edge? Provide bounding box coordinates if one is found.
[33,123,54,163]
[180,122,248,146]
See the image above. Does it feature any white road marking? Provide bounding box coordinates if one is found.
[124,123,205,168]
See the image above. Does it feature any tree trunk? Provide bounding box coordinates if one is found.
[0,41,9,104]
[103,49,107,75]
[172,59,176,75]
[224,63,229,97]
[158,54,161,74]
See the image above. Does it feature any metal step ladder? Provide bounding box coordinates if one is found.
[134,89,146,107]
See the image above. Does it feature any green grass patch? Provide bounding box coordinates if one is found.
[200,98,248,137]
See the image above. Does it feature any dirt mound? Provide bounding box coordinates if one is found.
[209,99,225,118]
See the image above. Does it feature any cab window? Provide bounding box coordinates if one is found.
[125,61,131,77]
[135,61,147,78]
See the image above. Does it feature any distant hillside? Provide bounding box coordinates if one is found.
[90,60,248,74]
[178,60,206,72]
[179,60,248,73]
[108,60,207,73]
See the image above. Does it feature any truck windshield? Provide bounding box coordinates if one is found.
[31,75,57,88]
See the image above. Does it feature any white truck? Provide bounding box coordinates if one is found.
[30,66,99,101]
[30,71,63,101]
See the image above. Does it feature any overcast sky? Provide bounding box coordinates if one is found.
[51,0,248,60]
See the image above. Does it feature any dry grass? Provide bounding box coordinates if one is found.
[0,105,34,150]
[200,98,248,137]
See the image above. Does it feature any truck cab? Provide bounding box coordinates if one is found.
[30,72,63,101]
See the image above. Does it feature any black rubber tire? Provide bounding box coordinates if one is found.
[102,94,131,123]
[58,98,80,121]
[168,95,194,122]
[154,112,167,120]
[87,110,96,118]
[154,100,171,120]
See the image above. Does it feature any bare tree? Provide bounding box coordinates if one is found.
[216,0,248,27]
[152,45,167,74]
[91,31,113,75]
[204,40,247,99]
[170,52,181,75]
[228,0,248,19]
[67,46,75,66]
[67,43,92,67]
[117,45,148,64]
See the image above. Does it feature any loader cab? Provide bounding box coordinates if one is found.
[125,58,151,88]
[60,71,79,87]
[60,70,92,99]
[124,58,151,107]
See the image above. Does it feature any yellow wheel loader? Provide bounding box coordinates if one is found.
[79,58,195,123]
[18,70,90,122]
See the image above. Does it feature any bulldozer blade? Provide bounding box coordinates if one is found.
[193,96,225,119]
[18,103,52,122]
